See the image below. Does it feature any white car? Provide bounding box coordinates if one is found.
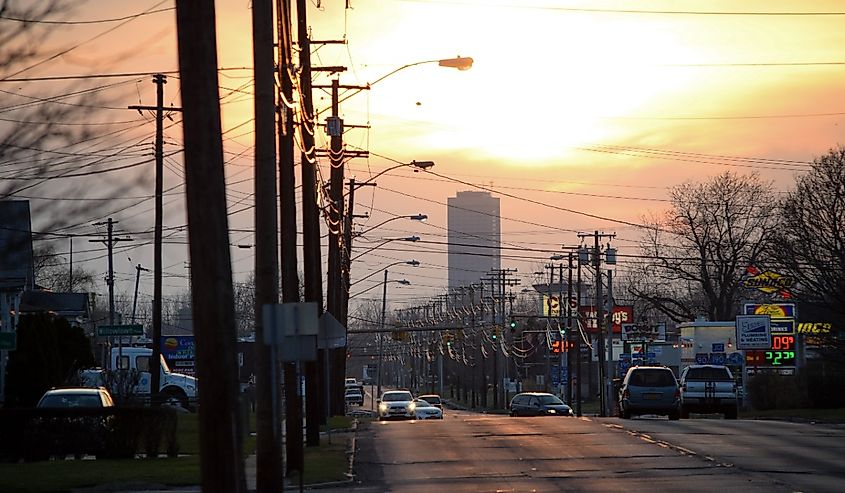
[345,388,364,406]
[412,398,443,420]
[377,390,415,420]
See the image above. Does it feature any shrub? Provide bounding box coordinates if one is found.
[747,372,809,410]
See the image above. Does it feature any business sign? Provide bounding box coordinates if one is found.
[770,319,795,334]
[743,303,795,319]
[736,315,772,349]
[742,268,794,295]
[160,336,196,376]
[579,305,633,333]
[543,295,561,317]
[797,322,832,334]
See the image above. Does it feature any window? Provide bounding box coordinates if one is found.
[685,367,731,381]
[136,355,150,372]
[630,369,676,387]
[118,356,130,370]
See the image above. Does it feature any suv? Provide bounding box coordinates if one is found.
[417,394,443,410]
[679,365,738,419]
[377,390,415,420]
[618,366,680,420]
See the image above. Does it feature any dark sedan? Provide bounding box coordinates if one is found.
[509,392,574,417]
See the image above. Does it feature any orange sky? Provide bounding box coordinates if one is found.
[8,0,845,307]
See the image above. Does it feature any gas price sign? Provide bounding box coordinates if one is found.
[745,335,796,367]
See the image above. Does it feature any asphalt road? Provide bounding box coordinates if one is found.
[345,409,845,492]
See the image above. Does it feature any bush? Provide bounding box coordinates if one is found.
[0,407,179,462]
[746,372,809,410]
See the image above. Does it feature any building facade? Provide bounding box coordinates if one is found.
[447,191,501,290]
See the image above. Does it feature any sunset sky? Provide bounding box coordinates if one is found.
[5,0,845,314]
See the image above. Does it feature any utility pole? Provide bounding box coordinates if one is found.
[276,0,303,478]
[566,254,574,405]
[578,231,615,417]
[253,0,283,490]
[296,0,324,447]
[132,263,150,323]
[559,262,565,401]
[576,256,583,417]
[174,2,246,490]
[90,219,131,369]
[545,263,554,393]
[129,73,181,404]
[606,269,615,418]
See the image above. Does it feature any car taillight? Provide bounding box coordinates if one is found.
[622,389,630,399]
[674,389,681,399]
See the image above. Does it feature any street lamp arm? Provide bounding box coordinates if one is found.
[356,214,427,237]
[350,278,410,299]
[337,56,473,106]
[349,260,420,288]
[350,236,419,262]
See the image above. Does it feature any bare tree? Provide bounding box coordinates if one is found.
[33,242,95,292]
[772,147,845,318]
[629,172,778,322]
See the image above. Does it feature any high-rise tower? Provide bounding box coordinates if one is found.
[447,191,501,289]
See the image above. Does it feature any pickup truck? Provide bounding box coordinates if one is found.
[679,364,738,419]
[81,347,198,410]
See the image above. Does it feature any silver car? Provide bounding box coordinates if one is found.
[412,399,443,420]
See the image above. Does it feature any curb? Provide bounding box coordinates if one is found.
[282,418,359,490]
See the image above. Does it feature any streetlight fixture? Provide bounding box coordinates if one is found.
[351,260,420,287]
[337,56,473,106]
[350,235,420,262]
[356,214,427,238]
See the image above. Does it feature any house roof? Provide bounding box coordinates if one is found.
[20,290,89,317]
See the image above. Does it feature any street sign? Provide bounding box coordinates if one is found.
[97,324,143,337]
[710,352,726,365]
[736,315,771,349]
[727,352,744,366]
[0,332,16,351]
[695,353,709,364]
[712,343,725,353]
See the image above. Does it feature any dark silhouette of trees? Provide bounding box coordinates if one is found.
[629,172,778,322]
[771,146,845,319]
[4,312,95,407]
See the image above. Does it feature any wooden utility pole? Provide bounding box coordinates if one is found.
[296,0,324,447]
[253,0,283,490]
[129,73,180,403]
[174,2,245,491]
[90,218,131,369]
[276,0,303,477]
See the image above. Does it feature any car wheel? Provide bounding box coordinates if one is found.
[162,388,189,410]
[725,407,738,420]
[680,406,690,419]
[669,411,680,421]
[620,406,630,419]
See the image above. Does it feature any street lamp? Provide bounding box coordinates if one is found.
[350,235,420,262]
[356,214,427,238]
[377,269,413,400]
[338,57,473,106]
[351,260,420,287]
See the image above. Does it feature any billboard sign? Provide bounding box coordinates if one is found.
[160,335,196,376]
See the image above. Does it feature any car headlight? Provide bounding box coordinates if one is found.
[379,403,387,412]
[548,409,556,414]
[408,402,416,412]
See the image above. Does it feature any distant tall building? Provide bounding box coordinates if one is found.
[447,191,500,290]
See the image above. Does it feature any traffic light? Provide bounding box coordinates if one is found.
[509,317,517,333]
[491,329,498,340]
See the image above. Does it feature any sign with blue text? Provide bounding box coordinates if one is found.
[736,315,771,350]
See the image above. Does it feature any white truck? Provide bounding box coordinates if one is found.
[679,364,738,419]
[81,347,198,410]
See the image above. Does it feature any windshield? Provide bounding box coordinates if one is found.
[686,367,732,381]
[382,392,412,402]
[420,396,441,404]
[538,395,564,405]
[629,369,676,387]
[38,393,102,408]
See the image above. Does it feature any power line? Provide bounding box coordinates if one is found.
[0,7,174,25]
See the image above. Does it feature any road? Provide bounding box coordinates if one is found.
[346,408,845,492]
